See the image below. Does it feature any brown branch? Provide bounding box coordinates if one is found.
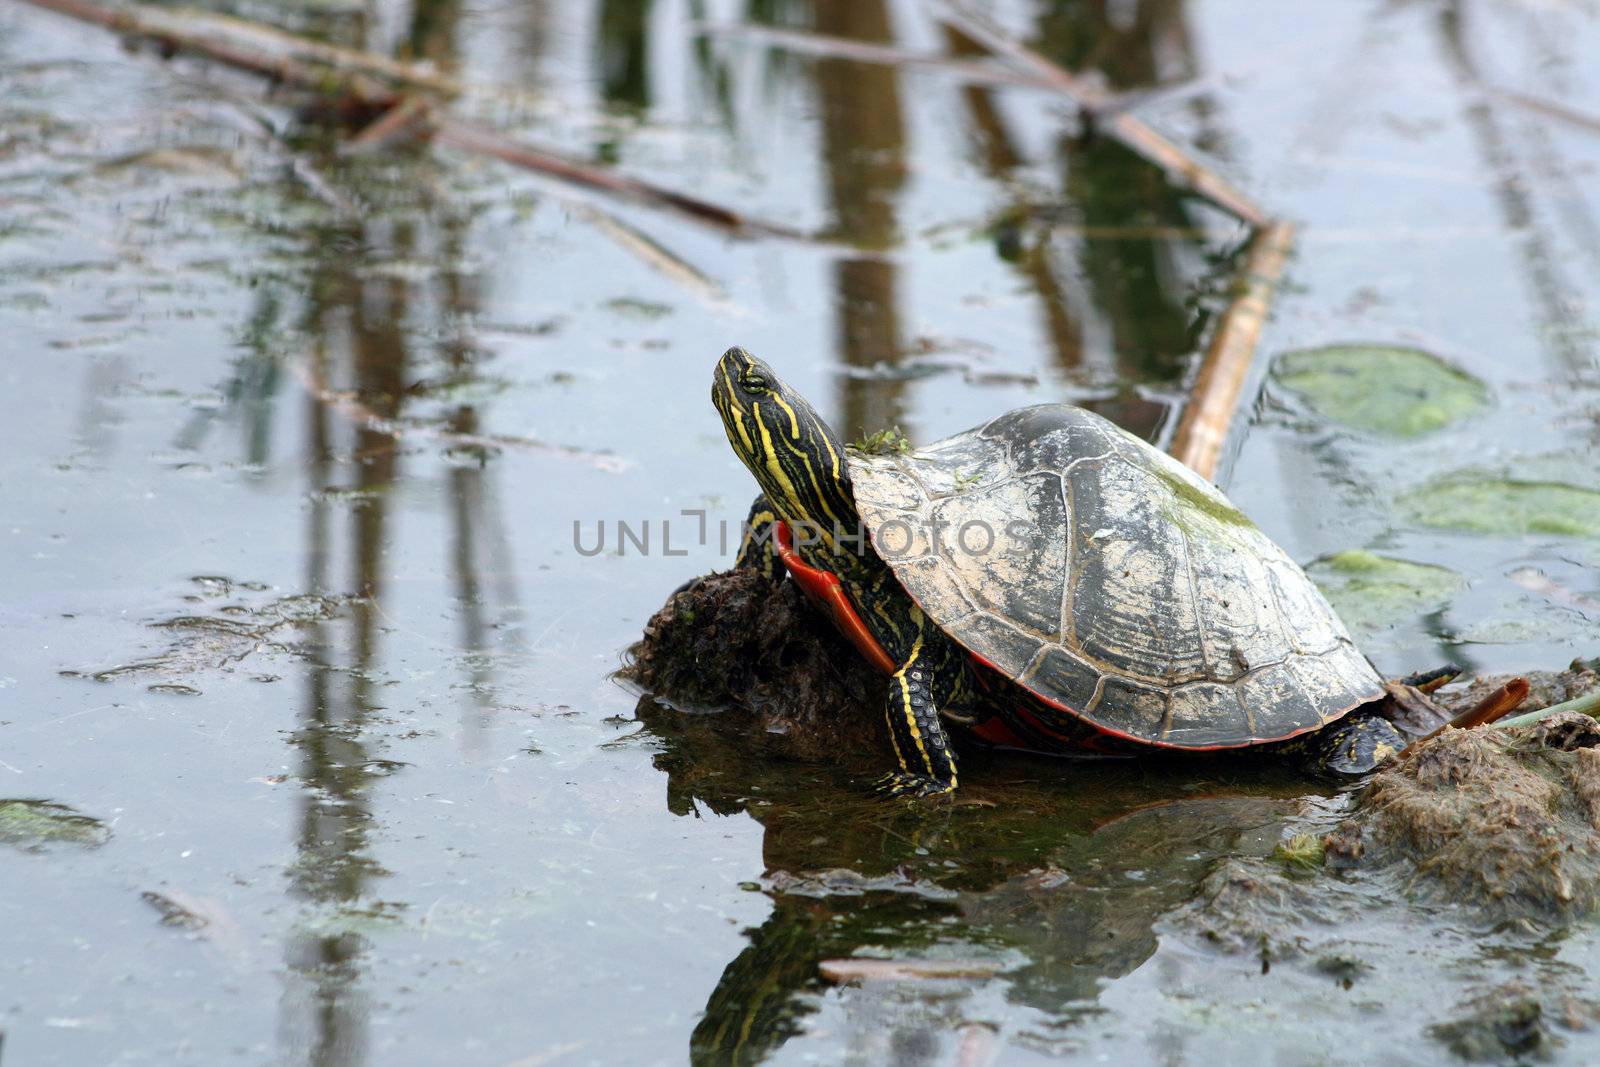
[819,958,1005,983]
[571,205,728,306]
[19,0,399,104]
[1493,686,1600,732]
[345,96,434,154]
[168,5,472,98]
[1167,221,1295,480]
[935,1,1268,228]
[1398,677,1531,757]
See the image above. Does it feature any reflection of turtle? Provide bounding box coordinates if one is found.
[711,347,1403,797]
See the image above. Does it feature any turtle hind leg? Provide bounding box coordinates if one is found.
[875,639,960,799]
[1308,711,1406,776]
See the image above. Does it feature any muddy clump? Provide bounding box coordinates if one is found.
[1428,981,1599,1062]
[1169,856,1348,964]
[1331,709,1600,918]
[625,570,885,761]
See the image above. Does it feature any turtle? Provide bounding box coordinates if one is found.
[710,346,1413,798]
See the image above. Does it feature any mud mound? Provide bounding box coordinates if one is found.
[1331,711,1600,918]
[1429,981,1599,1062]
[624,570,884,761]
[1173,857,1346,962]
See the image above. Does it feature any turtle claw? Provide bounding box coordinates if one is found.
[875,772,956,800]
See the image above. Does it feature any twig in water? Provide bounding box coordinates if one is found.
[15,0,779,238]
[344,96,434,154]
[572,205,727,307]
[1167,220,1295,480]
[18,0,398,106]
[166,5,470,98]
[1486,85,1600,139]
[1397,677,1531,757]
[819,958,1005,983]
[432,117,778,236]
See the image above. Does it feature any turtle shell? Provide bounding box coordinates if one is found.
[847,404,1383,749]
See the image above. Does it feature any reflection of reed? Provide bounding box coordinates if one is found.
[269,5,526,1062]
[1438,1,1598,375]
[813,0,909,439]
[278,202,396,1067]
[944,24,1088,372]
[437,210,513,753]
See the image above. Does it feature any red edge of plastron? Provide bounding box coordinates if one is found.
[774,521,898,676]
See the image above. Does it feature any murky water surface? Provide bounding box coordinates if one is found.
[3,1,1600,1063]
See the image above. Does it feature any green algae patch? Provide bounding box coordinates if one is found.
[1273,344,1489,437]
[1307,550,1465,635]
[1404,478,1600,540]
[1151,461,1252,531]
[0,799,109,849]
[851,426,913,457]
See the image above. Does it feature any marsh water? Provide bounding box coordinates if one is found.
[4,1,1600,1063]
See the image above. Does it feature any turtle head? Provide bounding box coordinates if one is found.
[712,347,856,532]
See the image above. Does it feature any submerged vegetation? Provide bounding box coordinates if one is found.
[1307,550,1466,637]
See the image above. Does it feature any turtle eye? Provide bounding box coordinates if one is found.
[740,372,770,395]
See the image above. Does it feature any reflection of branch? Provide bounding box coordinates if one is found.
[696,22,1052,89]
[1486,85,1600,139]
[572,205,727,306]
[432,118,774,235]
[936,1,1268,228]
[284,356,628,471]
[1167,221,1294,480]
[1437,2,1595,373]
[345,99,731,302]
[17,0,779,237]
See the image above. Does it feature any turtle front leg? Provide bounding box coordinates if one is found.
[735,494,782,581]
[877,636,961,799]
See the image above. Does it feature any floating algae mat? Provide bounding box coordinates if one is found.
[0,799,109,849]
[1273,344,1489,437]
[1307,550,1465,637]
[1405,476,1600,539]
